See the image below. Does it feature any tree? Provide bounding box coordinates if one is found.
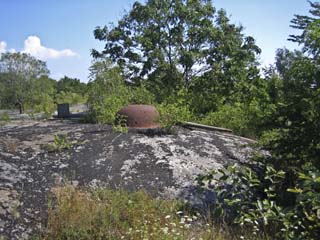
[0,52,49,79]
[56,76,87,96]
[198,3,320,239]
[0,52,50,113]
[28,76,57,116]
[289,1,320,58]
[93,0,261,102]
[54,76,88,105]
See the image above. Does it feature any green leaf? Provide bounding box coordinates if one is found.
[287,188,303,194]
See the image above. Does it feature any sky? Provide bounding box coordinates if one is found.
[0,0,310,82]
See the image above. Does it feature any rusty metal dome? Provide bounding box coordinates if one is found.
[117,104,160,129]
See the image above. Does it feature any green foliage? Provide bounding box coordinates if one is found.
[201,104,250,137]
[197,163,320,239]
[87,61,130,124]
[25,76,57,118]
[0,52,49,78]
[54,134,72,150]
[286,166,320,239]
[157,103,193,132]
[94,95,127,124]
[55,76,88,106]
[55,91,87,105]
[200,163,286,229]
[289,1,320,57]
[93,0,261,101]
[0,52,50,114]
[129,84,155,105]
[42,134,72,152]
[112,114,128,133]
[56,76,87,96]
[0,52,88,115]
[198,2,320,235]
[201,100,275,138]
[87,59,156,124]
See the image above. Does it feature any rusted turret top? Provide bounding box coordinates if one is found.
[117,104,160,128]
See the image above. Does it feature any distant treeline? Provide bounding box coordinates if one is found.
[0,52,88,115]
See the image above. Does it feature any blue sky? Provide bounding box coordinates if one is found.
[0,0,310,82]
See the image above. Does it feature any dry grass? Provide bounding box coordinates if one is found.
[38,186,270,240]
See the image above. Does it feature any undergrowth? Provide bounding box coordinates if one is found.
[37,186,269,240]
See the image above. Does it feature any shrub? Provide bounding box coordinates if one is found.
[201,101,275,138]
[30,94,56,118]
[87,64,156,124]
[130,84,155,105]
[157,103,193,132]
[201,104,249,136]
[197,162,320,239]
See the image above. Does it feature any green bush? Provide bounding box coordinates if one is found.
[90,95,128,124]
[29,93,56,118]
[285,166,320,240]
[197,162,320,239]
[130,84,155,105]
[201,104,249,135]
[157,103,193,132]
[87,66,130,124]
[87,63,158,124]
[201,101,275,138]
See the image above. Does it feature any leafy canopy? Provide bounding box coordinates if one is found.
[92,0,261,101]
[0,52,50,113]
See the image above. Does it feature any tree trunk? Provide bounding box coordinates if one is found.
[18,102,23,114]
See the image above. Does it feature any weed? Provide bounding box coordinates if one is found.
[112,114,128,133]
[42,134,72,152]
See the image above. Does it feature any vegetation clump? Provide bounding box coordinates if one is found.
[42,134,72,152]
[39,186,268,240]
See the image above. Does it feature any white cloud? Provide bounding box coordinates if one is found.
[0,41,7,54]
[22,36,78,60]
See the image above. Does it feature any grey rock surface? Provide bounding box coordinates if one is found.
[0,119,256,239]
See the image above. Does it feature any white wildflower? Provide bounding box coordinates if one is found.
[162,227,169,234]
